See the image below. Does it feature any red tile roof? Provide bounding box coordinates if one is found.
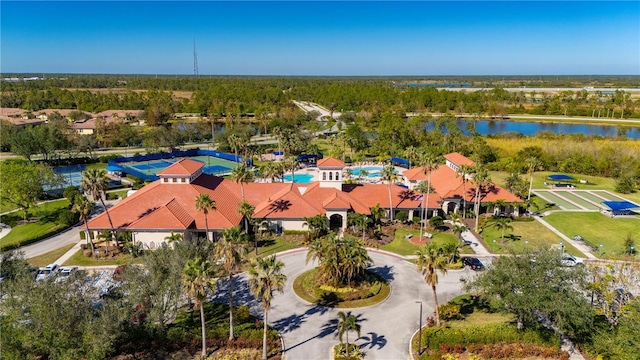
[317,157,345,167]
[157,159,204,176]
[444,152,475,167]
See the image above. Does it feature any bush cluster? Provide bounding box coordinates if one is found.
[421,324,560,351]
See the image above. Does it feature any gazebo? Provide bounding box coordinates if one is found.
[546,174,576,188]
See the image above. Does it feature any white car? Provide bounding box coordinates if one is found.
[561,254,584,267]
[55,266,79,282]
[35,264,59,282]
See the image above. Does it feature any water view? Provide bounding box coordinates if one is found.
[430,120,640,139]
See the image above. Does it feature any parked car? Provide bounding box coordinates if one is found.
[561,254,584,267]
[35,264,59,282]
[55,266,79,282]
[462,257,485,271]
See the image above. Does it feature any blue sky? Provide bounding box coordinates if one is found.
[2,1,639,75]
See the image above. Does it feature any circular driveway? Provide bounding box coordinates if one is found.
[222,249,473,360]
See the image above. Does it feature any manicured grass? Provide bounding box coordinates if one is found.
[479,218,585,257]
[292,268,390,308]
[27,244,75,267]
[251,235,303,259]
[543,212,639,259]
[447,312,514,329]
[62,249,140,266]
[381,228,462,256]
[0,199,71,250]
[105,189,129,200]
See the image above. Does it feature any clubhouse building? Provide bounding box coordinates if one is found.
[86,153,521,249]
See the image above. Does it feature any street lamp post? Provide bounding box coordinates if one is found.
[415,300,423,355]
[630,245,635,255]
[493,238,496,252]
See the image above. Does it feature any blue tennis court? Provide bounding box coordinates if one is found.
[203,164,232,174]
[131,161,175,171]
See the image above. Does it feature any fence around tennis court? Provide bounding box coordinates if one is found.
[108,149,244,181]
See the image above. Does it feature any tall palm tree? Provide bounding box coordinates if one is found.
[416,243,449,326]
[72,195,95,253]
[237,200,255,235]
[248,255,287,360]
[283,156,298,183]
[418,151,439,241]
[227,134,243,161]
[337,311,361,358]
[231,164,254,201]
[195,193,216,242]
[303,215,328,241]
[182,257,216,359]
[456,164,474,219]
[81,168,114,233]
[369,204,385,227]
[525,157,540,201]
[471,165,491,232]
[404,146,419,169]
[215,226,247,341]
[380,163,399,222]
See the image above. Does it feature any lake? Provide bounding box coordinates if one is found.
[429,120,640,139]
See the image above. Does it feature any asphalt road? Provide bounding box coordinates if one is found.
[215,249,476,360]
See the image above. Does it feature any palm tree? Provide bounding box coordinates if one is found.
[81,168,114,233]
[165,231,183,243]
[248,255,287,360]
[369,204,385,227]
[416,243,449,326]
[228,134,243,161]
[231,164,254,201]
[418,151,439,241]
[487,216,514,241]
[195,193,216,242]
[215,226,247,341]
[471,165,491,232]
[525,157,540,201]
[303,215,328,241]
[72,195,95,253]
[380,163,399,222]
[404,146,420,169]
[237,200,255,235]
[456,164,474,219]
[182,257,216,359]
[337,311,361,358]
[283,156,298,183]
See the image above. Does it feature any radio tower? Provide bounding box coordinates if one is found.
[193,39,199,77]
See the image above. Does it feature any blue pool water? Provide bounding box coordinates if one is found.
[283,173,314,183]
[350,166,398,178]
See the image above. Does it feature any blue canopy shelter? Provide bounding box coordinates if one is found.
[603,201,640,216]
[385,157,410,168]
[547,174,576,181]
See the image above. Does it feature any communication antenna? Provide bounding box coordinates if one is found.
[193,39,199,77]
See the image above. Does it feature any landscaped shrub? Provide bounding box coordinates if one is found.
[57,209,79,227]
[396,211,409,222]
[421,323,560,351]
[438,304,463,321]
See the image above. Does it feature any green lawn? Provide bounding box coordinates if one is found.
[479,219,585,257]
[63,250,140,266]
[381,228,463,256]
[0,199,71,250]
[27,244,75,267]
[543,212,639,259]
[250,235,303,259]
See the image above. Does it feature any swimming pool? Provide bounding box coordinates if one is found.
[283,173,314,183]
[349,166,398,178]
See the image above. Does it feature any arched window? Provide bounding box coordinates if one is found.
[335,171,339,180]
[329,172,333,180]
[323,172,327,180]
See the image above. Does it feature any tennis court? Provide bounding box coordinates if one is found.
[120,155,238,177]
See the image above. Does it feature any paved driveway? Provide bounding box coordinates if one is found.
[218,249,473,360]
